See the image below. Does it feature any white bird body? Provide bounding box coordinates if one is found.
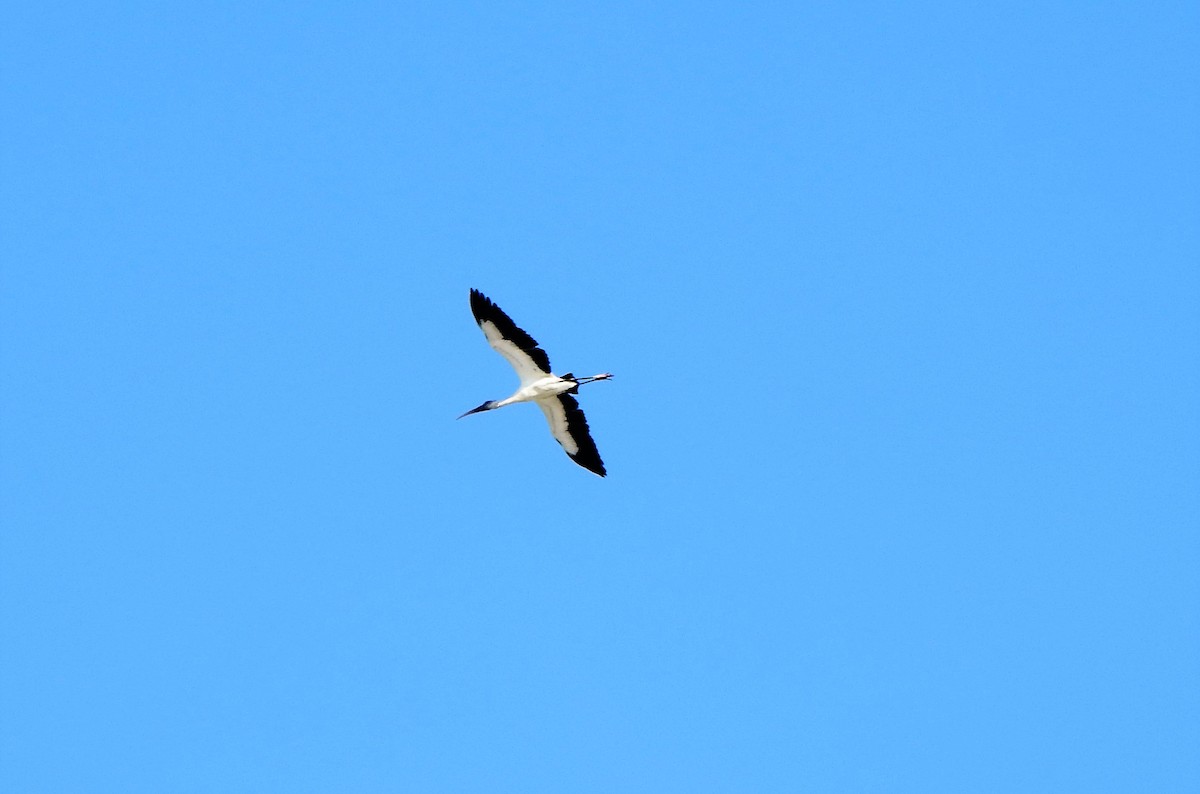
[496,375,581,407]
[460,289,611,477]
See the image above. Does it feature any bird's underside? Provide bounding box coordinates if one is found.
[462,289,610,477]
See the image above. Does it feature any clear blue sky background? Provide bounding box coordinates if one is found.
[2,2,1197,791]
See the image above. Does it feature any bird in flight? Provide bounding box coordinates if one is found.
[459,288,612,477]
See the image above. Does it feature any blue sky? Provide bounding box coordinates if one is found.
[2,1,1197,791]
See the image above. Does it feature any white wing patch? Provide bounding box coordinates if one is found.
[480,319,551,386]
[536,397,579,454]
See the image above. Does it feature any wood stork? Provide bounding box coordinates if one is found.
[459,288,612,477]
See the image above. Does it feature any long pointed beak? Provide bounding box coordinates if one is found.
[457,401,493,419]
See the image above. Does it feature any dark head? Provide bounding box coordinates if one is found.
[457,400,496,419]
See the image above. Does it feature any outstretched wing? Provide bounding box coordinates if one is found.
[469,289,552,385]
[536,393,606,477]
